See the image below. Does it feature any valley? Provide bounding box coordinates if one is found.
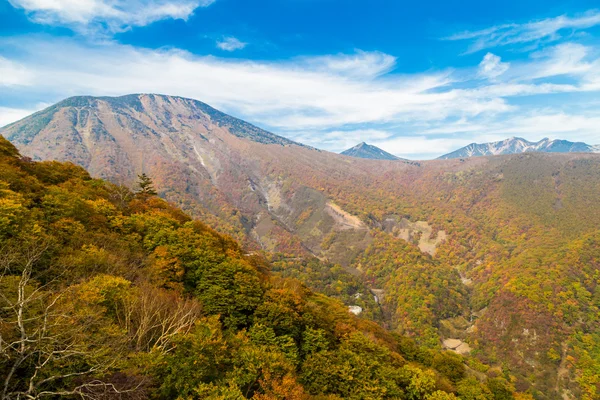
[2,94,600,399]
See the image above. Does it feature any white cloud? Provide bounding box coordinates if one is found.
[0,57,35,86]
[469,43,593,88]
[291,130,480,158]
[446,10,600,52]
[486,112,600,141]
[2,30,600,158]
[216,36,247,51]
[422,112,600,144]
[0,106,41,127]
[371,136,475,158]
[0,36,509,131]
[381,111,600,158]
[529,43,592,79]
[478,53,509,79]
[7,0,214,33]
[292,129,394,151]
[301,51,396,78]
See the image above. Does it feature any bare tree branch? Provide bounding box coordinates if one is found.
[0,241,132,400]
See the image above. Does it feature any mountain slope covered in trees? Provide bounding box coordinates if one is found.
[3,94,600,399]
[0,134,513,400]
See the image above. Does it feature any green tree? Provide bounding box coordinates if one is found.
[136,173,157,196]
[426,391,459,400]
[432,351,465,383]
[456,377,494,400]
[487,378,514,400]
[151,316,231,399]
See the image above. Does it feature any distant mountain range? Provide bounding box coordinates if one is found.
[439,137,600,159]
[341,142,401,160]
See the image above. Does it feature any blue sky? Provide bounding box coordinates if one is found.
[1,0,600,158]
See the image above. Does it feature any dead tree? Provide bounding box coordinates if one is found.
[0,242,141,399]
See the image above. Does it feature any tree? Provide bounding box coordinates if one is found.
[487,378,515,400]
[0,242,140,400]
[456,377,493,400]
[106,183,134,209]
[121,282,202,352]
[151,316,231,399]
[426,391,459,400]
[431,351,465,383]
[402,365,437,400]
[136,173,157,196]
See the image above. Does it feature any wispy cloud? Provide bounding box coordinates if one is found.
[216,36,247,51]
[424,112,600,144]
[529,43,592,79]
[1,34,600,156]
[0,106,39,127]
[0,36,490,129]
[7,0,215,34]
[293,129,394,151]
[478,53,509,79]
[0,57,34,86]
[446,10,600,53]
[299,51,396,78]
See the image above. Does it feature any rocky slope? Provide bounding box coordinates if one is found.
[1,94,375,265]
[438,136,599,159]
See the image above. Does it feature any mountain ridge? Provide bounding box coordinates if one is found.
[2,93,304,148]
[439,136,600,159]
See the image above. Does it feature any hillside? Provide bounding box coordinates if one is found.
[1,94,349,259]
[0,134,510,399]
[3,94,600,399]
[341,142,401,160]
[438,137,599,159]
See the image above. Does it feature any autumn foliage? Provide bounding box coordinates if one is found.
[0,135,509,399]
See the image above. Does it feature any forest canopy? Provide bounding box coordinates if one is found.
[0,135,511,399]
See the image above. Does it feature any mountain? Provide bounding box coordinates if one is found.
[7,94,300,147]
[1,94,374,265]
[341,142,401,160]
[4,94,600,398]
[438,136,600,159]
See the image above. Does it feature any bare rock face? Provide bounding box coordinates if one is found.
[442,338,463,349]
[455,342,472,355]
[382,216,447,256]
[443,338,471,354]
[348,306,363,315]
[2,94,296,184]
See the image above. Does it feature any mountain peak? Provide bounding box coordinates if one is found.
[438,137,597,159]
[341,142,401,160]
[3,94,302,148]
